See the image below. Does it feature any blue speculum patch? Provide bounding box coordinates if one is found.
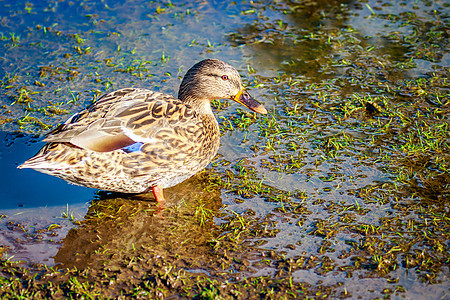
[122,142,144,153]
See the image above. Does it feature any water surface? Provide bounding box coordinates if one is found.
[0,0,448,299]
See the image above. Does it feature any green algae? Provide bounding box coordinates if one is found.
[1,0,449,299]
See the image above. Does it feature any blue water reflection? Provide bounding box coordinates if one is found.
[0,132,94,209]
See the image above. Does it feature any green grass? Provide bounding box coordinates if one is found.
[0,0,449,298]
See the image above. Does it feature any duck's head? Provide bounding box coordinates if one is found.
[178,59,267,115]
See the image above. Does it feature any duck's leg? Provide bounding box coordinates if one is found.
[151,185,166,202]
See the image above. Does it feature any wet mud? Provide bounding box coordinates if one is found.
[1,0,449,299]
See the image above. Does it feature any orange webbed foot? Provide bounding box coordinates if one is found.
[151,185,165,213]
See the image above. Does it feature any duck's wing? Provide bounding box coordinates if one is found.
[43,88,199,153]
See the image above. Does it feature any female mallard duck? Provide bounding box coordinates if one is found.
[18,59,267,202]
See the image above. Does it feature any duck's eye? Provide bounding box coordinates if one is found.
[221,75,228,80]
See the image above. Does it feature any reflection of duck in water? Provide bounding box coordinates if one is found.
[54,176,222,269]
[18,59,267,203]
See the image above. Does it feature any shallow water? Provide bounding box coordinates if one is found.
[0,132,94,209]
[1,0,449,299]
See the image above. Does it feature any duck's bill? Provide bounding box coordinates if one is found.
[232,89,267,114]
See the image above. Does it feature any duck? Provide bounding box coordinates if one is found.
[18,59,267,203]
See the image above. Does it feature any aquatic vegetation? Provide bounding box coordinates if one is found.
[0,0,449,299]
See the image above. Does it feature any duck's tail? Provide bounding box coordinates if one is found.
[17,143,71,170]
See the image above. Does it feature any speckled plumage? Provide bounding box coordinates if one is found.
[18,59,267,200]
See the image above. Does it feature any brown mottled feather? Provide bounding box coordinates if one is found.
[18,59,266,195]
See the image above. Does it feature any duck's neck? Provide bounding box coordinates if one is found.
[179,93,214,116]
[178,66,216,116]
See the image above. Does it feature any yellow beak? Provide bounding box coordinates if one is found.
[232,88,267,114]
